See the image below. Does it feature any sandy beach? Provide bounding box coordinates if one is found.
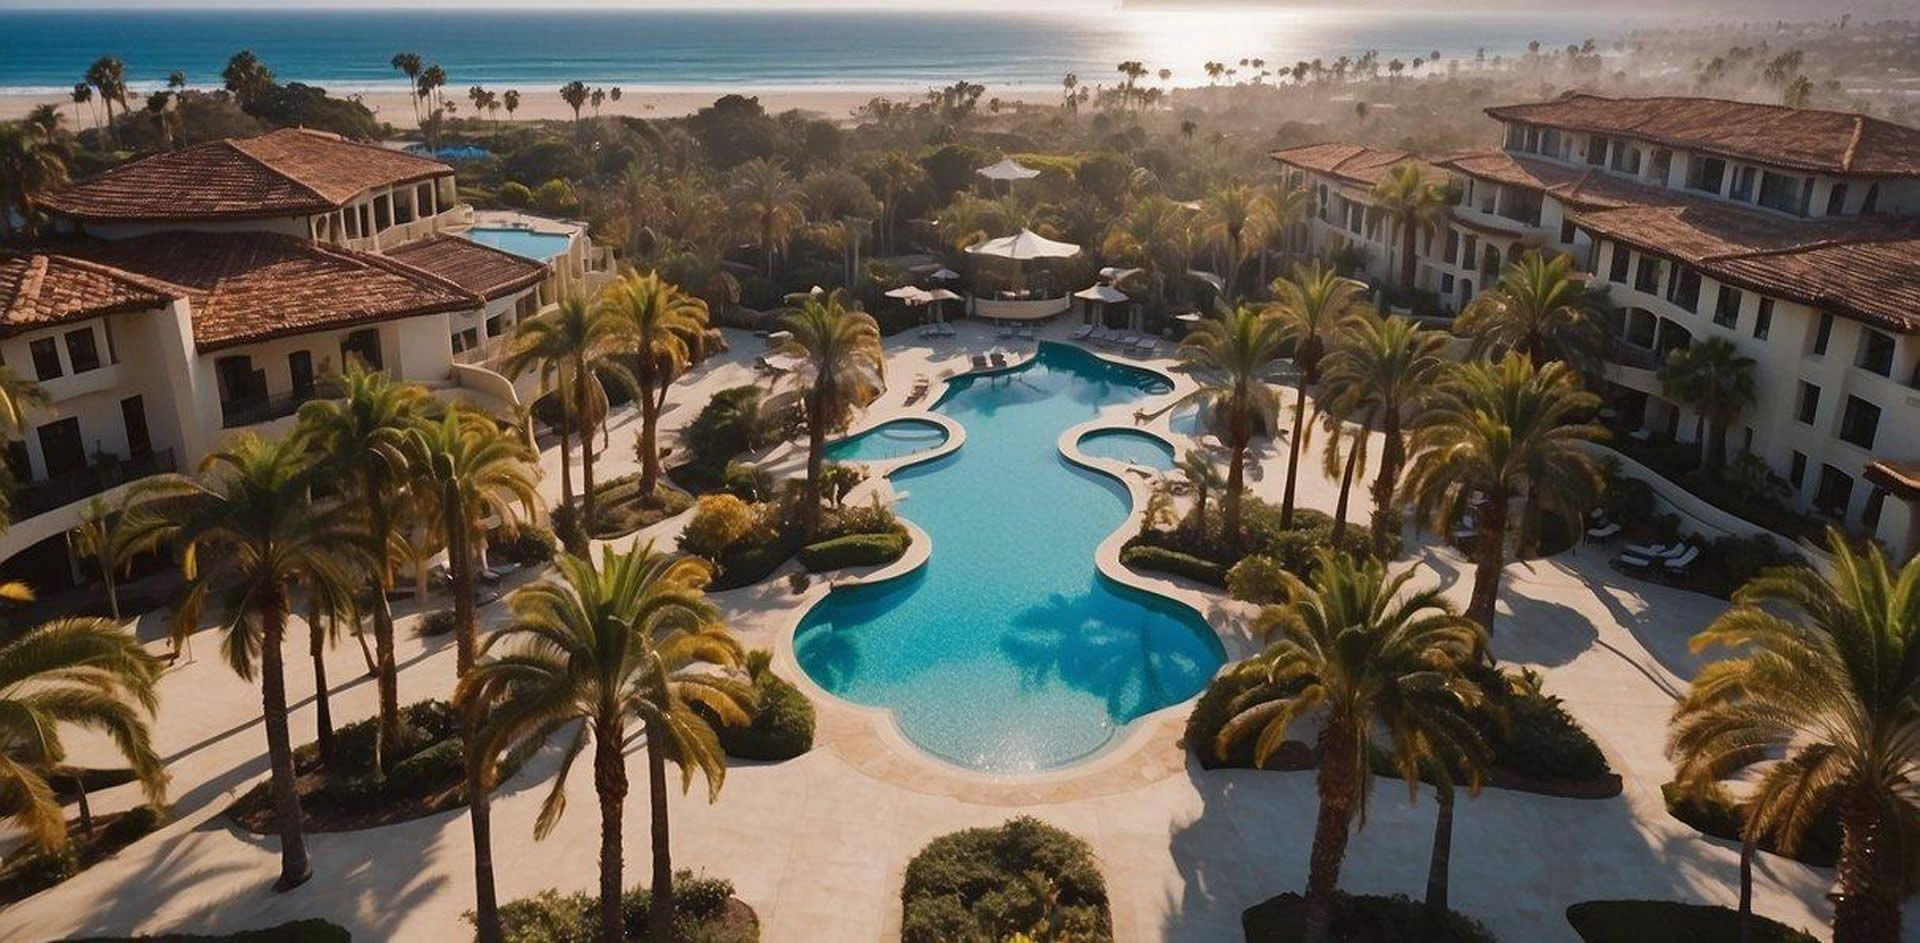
[0,85,1050,129]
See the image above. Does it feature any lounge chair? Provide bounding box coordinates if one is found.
[971,353,990,371]
[1619,542,1688,569]
[1663,544,1701,573]
[1071,324,1095,339]
[1584,521,1621,543]
[1621,541,1670,559]
[990,352,1008,368]
[1131,336,1156,356]
[996,324,1015,339]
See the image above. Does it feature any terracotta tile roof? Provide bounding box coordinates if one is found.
[385,234,548,301]
[1484,93,1920,176]
[1433,150,1643,212]
[1271,143,1442,187]
[58,232,480,352]
[1574,196,1920,333]
[43,129,452,222]
[1865,460,1920,500]
[0,251,180,336]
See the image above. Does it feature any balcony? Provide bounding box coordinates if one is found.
[11,449,176,519]
[221,388,320,429]
[39,362,125,403]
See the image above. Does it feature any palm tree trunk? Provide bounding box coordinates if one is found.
[646,720,677,943]
[638,359,662,494]
[1738,829,1755,943]
[1369,410,1403,559]
[804,391,828,539]
[1425,783,1455,915]
[1302,725,1358,943]
[1400,217,1417,293]
[309,600,334,767]
[259,583,312,891]
[369,493,402,776]
[1833,791,1902,943]
[104,562,120,623]
[1330,415,1367,545]
[74,776,93,836]
[575,366,598,533]
[1706,416,1729,479]
[447,491,502,943]
[1282,382,1308,526]
[1466,488,1509,631]
[559,419,575,510]
[592,727,628,943]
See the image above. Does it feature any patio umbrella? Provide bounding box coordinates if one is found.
[976,157,1042,183]
[884,285,931,302]
[930,268,960,281]
[966,228,1081,261]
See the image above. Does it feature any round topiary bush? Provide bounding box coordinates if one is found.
[711,651,814,761]
[901,816,1112,943]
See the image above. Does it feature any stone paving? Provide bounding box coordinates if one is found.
[0,320,1896,942]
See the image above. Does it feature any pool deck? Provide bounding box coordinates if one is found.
[0,319,1885,942]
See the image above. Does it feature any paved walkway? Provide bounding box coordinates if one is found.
[1,322,1892,942]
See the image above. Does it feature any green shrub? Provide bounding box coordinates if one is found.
[491,525,556,565]
[798,532,908,571]
[1120,546,1227,586]
[320,773,387,810]
[706,652,814,761]
[534,178,579,215]
[1225,554,1288,604]
[902,817,1112,943]
[1242,891,1496,942]
[1182,666,1300,769]
[820,500,899,541]
[418,609,457,638]
[1707,534,1801,589]
[1565,899,1819,943]
[680,494,757,559]
[684,385,766,470]
[64,918,354,942]
[488,871,753,943]
[1467,665,1610,782]
[496,181,533,208]
[387,738,465,798]
[721,462,776,502]
[1659,781,1840,867]
[100,804,166,846]
[587,476,694,539]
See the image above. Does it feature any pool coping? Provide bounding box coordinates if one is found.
[762,339,1261,800]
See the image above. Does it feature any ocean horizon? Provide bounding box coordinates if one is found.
[0,7,1648,98]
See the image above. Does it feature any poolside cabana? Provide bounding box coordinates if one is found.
[965,228,1080,320]
[1073,284,1131,328]
[976,157,1042,196]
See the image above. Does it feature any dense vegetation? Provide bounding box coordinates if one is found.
[902,817,1112,943]
[1565,900,1819,943]
[487,872,756,943]
[1243,892,1497,943]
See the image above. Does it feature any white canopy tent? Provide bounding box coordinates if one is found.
[1073,283,1132,327]
[976,157,1042,183]
[966,228,1081,261]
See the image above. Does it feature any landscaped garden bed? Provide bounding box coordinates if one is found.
[680,487,906,590]
[902,816,1112,943]
[1242,891,1497,942]
[587,473,694,539]
[1659,781,1840,867]
[1566,899,1818,942]
[63,919,353,942]
[695,650,814,762]
[488,872,757,943]
[226,700,518,833]
[1123,501,1396,593]
[0,804,168,907]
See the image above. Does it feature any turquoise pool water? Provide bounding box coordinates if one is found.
[465,227,572,261]
[794,343,1225,772]
[1078,428,1175,472]
[826,419,948,463]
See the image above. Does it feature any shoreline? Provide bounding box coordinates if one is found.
[0,86,1054,128]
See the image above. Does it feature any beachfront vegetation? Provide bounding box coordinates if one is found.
[902,816,1113,943]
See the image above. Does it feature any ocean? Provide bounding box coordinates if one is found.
[0,7,1643,98]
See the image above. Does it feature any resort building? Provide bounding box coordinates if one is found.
[0,128,613,589]
[1274,94,1920,558]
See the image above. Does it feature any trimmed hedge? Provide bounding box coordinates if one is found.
[1660,781,1840,867]
[704,650,814,762]
[1566,900,1818,943]
[488,871,755,943]
[708,536,801,591]
[902,816,1112,943]
[63,920,352,943]
[588,475,694,539]
[798,531,908,572]
[417,609,457,638]
[1242,891,1496,942]
[1120,545,1228,587]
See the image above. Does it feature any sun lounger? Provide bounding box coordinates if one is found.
[1071,324,1095,339]
[1622,541,1670,559]
[1019,327,1037,340]
[971,353,990,370]
[1619,542,1688,569]
[1584,522,1621,542]
[1663,545,1701,572]
[990,352,1008,368]
[1131,337,1156,355]
[1089,327,1115,345]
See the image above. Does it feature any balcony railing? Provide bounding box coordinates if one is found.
[11,449,177,519]
[221,388,319,428]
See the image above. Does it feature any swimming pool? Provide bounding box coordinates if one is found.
[1078,428,1175,472]
[794,343,1225,773]
[465,226,572,262]
[826,419,948,463]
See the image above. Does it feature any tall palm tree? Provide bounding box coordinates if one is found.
[84,57,126,140]
[459,544,751,943]
[560,81,590,124]
[0,124,71,239]
[24,104,62,144]
[220,51,275,107]
[1102,196,1196,308]
[503,295,634,545]
[1259,183,1313,287]
[121,434,364,890]
[1401,355,1605,629]
[0,607,166,855]
[0,364,50,524]
[408,408,539,943]
[1455,251,1608,374]
[727,158,807,280]
[871,151,924,256]
[1370,163,1451,294]
[775,291,884,538]
[1658,337,1756,479]
[1268,262,1368,526]
[390,53,424,122]
[1317,311,1449,556]
[1200,182,1275,300]
[597,270,708,494]
[1175,450,1224,536]
[67,496,131,622]
[69,83,92,129]
[295,367,428,774]
[1165,304,1287,547]
[1669,534,1920,943]
[1216,550,1487,943]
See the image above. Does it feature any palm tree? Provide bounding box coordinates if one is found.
[503,296,633,542]
[67,496,130,622]
[390,52,423,122]
[872,150,925,256]
[1370,163,1451,294]
[69,83,92,128]
[1200,182,1275,300]
[1165,304,1287,546]
[459,544,751,943]
[1317,311,1449,556]
[727,158,807,280]
[502,89,520,121]
[1401,355,1605,630]
[221,51,275,107]
[0,366,50,524]
[1216,550,1487,943]
[24,104,62,144]
[1174,450,1223,535]
[1268,262,1368,525]
[419,64,448,114]
[0,124,71,239]
[1658,338,1756,478]
[1260,183,1313,286]
[1102,196,1196,307]
[295,367,428,774]
[1669,535,1920,943]
[0,605,166,855]
[597,270,708,495]
[84,57,127,141]
[1455,251,1608,374]
[774,291,884,538]
[560,81,591,125]
[407,408,539,943]
[120,434,364,890]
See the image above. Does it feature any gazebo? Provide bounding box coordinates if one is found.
[976,157,1042,195]
[965,229,1081,320]
[1072,284,1131,327]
